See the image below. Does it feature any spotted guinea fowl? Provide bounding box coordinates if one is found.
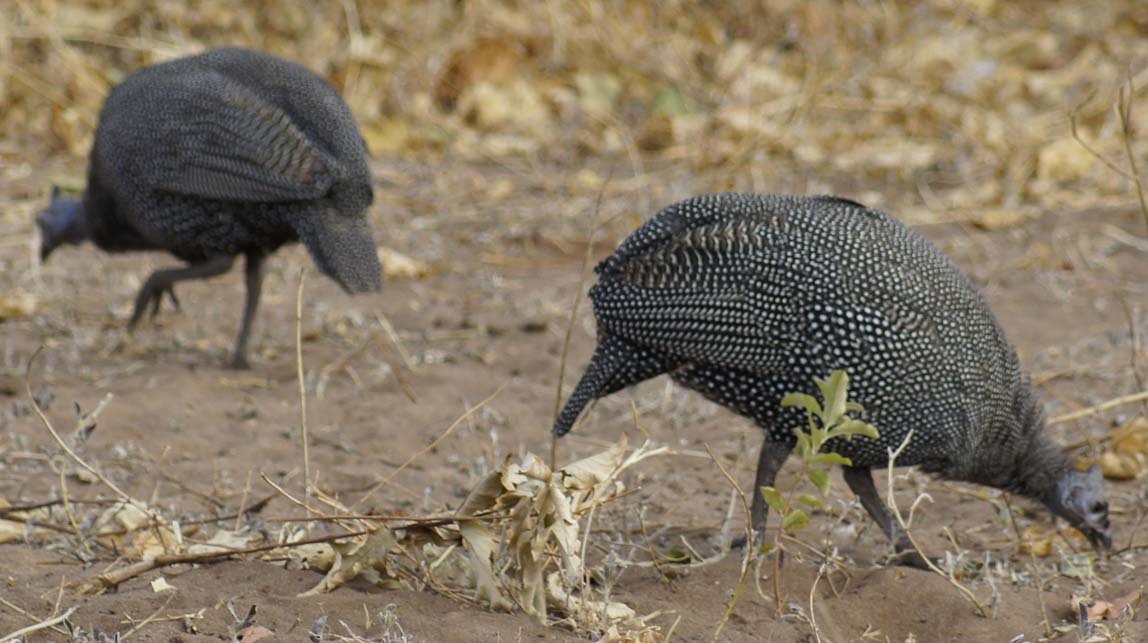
[36,47,382,368]
[554,193,1111,566]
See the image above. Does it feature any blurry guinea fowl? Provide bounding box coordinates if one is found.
[37,47,382,368]
[554,193,1111,566]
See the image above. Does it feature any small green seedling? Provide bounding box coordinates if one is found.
[758,370,880,554]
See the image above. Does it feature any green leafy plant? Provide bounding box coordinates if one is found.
[759,370,879,609]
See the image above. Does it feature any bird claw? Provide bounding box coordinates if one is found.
[129,283,179,331]
[149,286,179,319]
[227,353,250,370]
[892,547,936,570]
[165,287,181,312]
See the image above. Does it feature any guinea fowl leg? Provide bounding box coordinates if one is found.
[748,437,793,546]
[841,466,931,569]
[129,256,235,331]
[229,252,266,370]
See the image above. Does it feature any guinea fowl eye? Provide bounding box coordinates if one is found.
[1090,501,1107,514]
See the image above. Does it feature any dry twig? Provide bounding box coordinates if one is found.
[352,381,507,509]
[702,444,755,641]
[296,268,312,509]
[76,529,369,594]
[24,347,131,501]
[551,163,615,470]
[0,606,77,643]
[884,430,988,617]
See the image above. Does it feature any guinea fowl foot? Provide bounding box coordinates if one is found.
[128,284,179,330]
[891,547,936,570]
[227,354,250,370]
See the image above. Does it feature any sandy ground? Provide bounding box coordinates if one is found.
[2,158,1147,642]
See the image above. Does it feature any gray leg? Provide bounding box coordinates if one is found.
[129,256,235,330]
[842,466,931,569]
[229,252,266,370]
[748,437,793,546]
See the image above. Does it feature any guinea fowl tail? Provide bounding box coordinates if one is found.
[554,333,674,436]
[293,210,383,293]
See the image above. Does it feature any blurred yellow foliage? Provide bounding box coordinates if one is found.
[2,0,1146,217]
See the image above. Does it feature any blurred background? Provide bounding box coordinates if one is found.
[2,0,1146,230]
[2,4,1148,639]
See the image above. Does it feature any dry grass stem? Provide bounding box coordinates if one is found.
[1071,79,1148,234]
[316,331,379,400]
[76,529,370,594]
[0,606,77,643]
[551,165,614,470]
[352,381,507,509]
[1052,389,1148,429]
[1029,549,1054,638]
[0,597,68,638]
[884,430,988,617]
[25,347,131,501]
[296,268,312,509]
[701,444,755,642]
[375,312,415,371]
[1117,82,1148,235]
[122,590,177,639]
[264,512,473,524]
[1070,93,1134,181]
[235,469,254,532]
[808,562,826,643]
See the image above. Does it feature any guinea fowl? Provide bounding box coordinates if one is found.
[37,47,382,368]
[554,193,1111,566]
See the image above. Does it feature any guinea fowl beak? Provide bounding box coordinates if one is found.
[40,238,57,262]
[1089,527,1113,551]
[36,215,56,262]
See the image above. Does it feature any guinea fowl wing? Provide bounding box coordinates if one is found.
[139,71,339,202]
[592,195,951,385]
[593,203,807,373]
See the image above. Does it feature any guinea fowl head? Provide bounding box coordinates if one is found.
[1047,464,1112,550]
[36,186,90,261]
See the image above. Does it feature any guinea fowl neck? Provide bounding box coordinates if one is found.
[966,388,1071,508]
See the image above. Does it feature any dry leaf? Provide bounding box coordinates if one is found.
[832,138,939,174]
[559,433,628,490]
[1075,589,1142,622]
[546,571,636,621]
[217,376,272,389]
[150,577,176,592]
[574,71,621,118]
[1095,417,1148,480]
[237,625,274,642]
[969,208,1030,231]
[362,117,411,156]
[187,529,260,555]
[130,525,181,559]
[0,292,37,321]
[1018,526,1055,557]
[281,543,337,571]
[98,500,152,532]
[458,80,551,135]
[486,178,514,200]
[1037,137,1097,182]
[570,168,602,191]
[459,520,514,611]
[435,37,531,110]
[0,520,25,544]
[379,247,435,280]
[94,500,182,558]
[299,530,404,596]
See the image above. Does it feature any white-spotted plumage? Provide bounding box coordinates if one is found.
[554,193,1112,560]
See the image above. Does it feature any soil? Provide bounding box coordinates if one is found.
[1,157,1147,642]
